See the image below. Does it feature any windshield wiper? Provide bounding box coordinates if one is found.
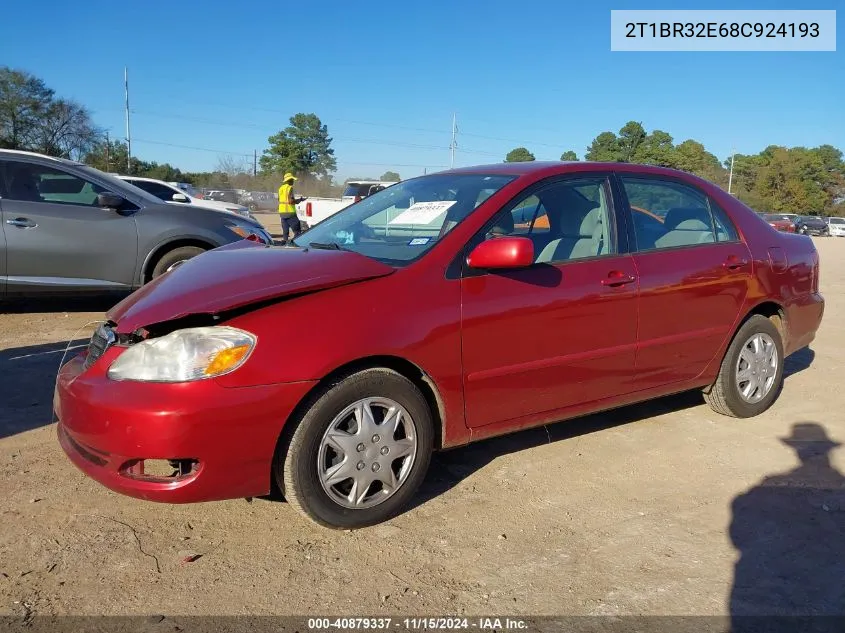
[306,241,346,251]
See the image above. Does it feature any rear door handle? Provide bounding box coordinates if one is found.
[6,218,37,228]
[723,256,749,270]
[601,271,637,287]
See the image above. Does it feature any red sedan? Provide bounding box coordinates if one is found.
[764,213,798,233]
[55,162,824,528]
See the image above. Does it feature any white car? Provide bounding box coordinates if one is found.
[827,216,845,237]
[118,176,252,218]
[297,180,397,228]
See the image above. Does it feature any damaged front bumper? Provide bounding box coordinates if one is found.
[55,349,317,503]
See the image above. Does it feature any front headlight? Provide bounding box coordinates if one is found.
[107,326,256,382]
[226,223,267,242]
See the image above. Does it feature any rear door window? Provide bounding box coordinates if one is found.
[620,176,738,250]
[343,183,374,198]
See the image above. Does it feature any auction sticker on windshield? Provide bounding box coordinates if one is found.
[389,201,456,225]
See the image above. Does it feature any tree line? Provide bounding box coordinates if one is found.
[505,121,844,216]
[2,68,842,215]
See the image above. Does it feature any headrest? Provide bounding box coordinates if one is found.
[664,207,710,230]
[673,218,711,231]
[578,206,603,236]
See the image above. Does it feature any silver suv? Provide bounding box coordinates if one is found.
[0,150,273,296]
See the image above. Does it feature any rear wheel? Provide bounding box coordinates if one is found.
[704,314,784,418]
[275,368,434,529]
[150,246,206,280]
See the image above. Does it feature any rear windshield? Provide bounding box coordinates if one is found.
[343,183,381,198]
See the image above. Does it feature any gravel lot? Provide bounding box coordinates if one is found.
[1,234,843,619]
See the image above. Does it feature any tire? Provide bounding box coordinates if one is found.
[150,246,206,280]
[275,368,434,529]
[704,314,785,418]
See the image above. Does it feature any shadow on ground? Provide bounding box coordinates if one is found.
[0,339,89,439]
[729,421,845,627]
[0,294,127,315]
[415,345,817,509]
[414,390,704,508]
[783,345,814,378]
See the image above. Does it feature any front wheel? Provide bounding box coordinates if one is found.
[275,368,434,529]
[703,314,784,418]
[150,246,206,280]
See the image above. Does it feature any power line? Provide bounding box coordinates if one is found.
[148,96,448,135]
[460,131,562,149]
[130,138,448,170]
[100,105,556,154]
[126,110,501,156]
[132,138,253,157]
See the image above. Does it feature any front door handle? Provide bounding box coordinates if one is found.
[723,256,749,270]
[6,218,37,228]
[601,271,637,287]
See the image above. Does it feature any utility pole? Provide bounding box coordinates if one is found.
[449,113,457,169]
[728,147,736,194]
[105,130,110,173]
[124,67,132,172]
[253,149,257,177]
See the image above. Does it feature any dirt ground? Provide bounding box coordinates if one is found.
[1,233,843,619]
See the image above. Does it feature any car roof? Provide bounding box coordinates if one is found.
[117,175,174,185]
[438,160,705,180]
[0,149,85,166]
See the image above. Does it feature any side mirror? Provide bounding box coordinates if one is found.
[97,192,125,210]
[172,193,189,202]
[467,236,534,270]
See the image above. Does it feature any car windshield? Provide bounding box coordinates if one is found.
[830,218,845,224]
[294,173,515,266]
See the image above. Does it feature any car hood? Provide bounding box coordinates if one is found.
[190,198,247,212]
[108,242,395,333]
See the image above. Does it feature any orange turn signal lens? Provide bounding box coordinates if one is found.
[229,226,250,238]
[204,345,251,376]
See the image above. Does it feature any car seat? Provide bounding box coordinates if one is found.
[654,207,715,248]
[535,205,607,262]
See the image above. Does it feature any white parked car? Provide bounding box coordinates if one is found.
[827,216,845,237]
[118,177,252,218]
[297,180,397,228]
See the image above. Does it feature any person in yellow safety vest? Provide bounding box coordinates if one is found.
[278,172,304,245]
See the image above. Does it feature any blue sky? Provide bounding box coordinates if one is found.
[4,0,842,180]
